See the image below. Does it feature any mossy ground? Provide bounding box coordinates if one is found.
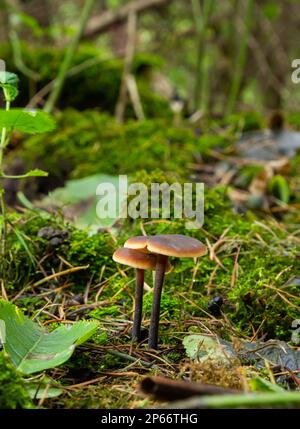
[1,108,300,408]
[0,354,34,409]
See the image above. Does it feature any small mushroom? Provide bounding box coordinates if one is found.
[113,248,157,342]
[125,234,207,349]
[124,236,149,252]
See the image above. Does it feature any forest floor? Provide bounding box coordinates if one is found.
[1,109,300,409]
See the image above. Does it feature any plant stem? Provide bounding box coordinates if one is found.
[148,254,168,349]
[0,100,10,285]
[0,101,10,172]
[192,0,214,112]
[225,0,253,116]
[132,268,144,341]
[44,0,96,113]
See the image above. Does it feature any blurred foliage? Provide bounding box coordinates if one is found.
[0,44,170,117]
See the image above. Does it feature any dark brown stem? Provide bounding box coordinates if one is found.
[132,268,144,341]
[148,254,168,349]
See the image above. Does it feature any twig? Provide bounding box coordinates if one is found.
[126,74,145,120]
[44,0,96,113]
[115,11,137,123]
[32,265,89,287]
[84,0,173,38]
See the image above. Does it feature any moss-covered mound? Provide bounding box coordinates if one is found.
[4,182,299,341]
[5,109,234,202]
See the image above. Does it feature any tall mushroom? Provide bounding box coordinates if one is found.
[125,234,207,349]
[113,247,157,342]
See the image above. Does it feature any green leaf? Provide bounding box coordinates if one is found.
[27,384,62,400]
[268,175,290,204]
[0,71,19,86]
[23,169,49,178]
[249,377,285,393]
[12,226,36,265]
[17,191,35,209]
[0,300,99,374]
[11,13,43,38]
[0,72,19,102]
[26,377,62,399]
[183,334,234,364]
[183,334,300,371]
[0,109,56,134]
[42,174,124,232]
[3,85,19,102]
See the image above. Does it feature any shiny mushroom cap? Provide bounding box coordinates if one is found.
[113,248,157,270]
[124,236,149,252]
[147,234,207,258]
[124,234,207,258]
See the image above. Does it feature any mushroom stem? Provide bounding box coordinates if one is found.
[148,254,168,349]
[132,268,144,341]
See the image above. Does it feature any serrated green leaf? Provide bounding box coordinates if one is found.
[0,109,56,134]
[0,300,99,374]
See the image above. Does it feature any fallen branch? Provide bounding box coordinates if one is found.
[140,376,239,401]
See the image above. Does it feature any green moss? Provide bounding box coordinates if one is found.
[222,111,264,132]
[89,305,121,319]
[4,211,116,294]
[286,112,300,130]
[143,291,182,320]
[4,179,299,341]
[7,110,205,201]
[93,332,109,346]
[45,382,140,409]
[0,353,33,409]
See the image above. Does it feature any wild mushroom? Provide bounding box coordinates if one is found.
[125,234,207,349]
[112,247,157,342]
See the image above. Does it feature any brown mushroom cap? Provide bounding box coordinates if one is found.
[124,236,149,252]
[113,248,157,270]
[147,234,207,258]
